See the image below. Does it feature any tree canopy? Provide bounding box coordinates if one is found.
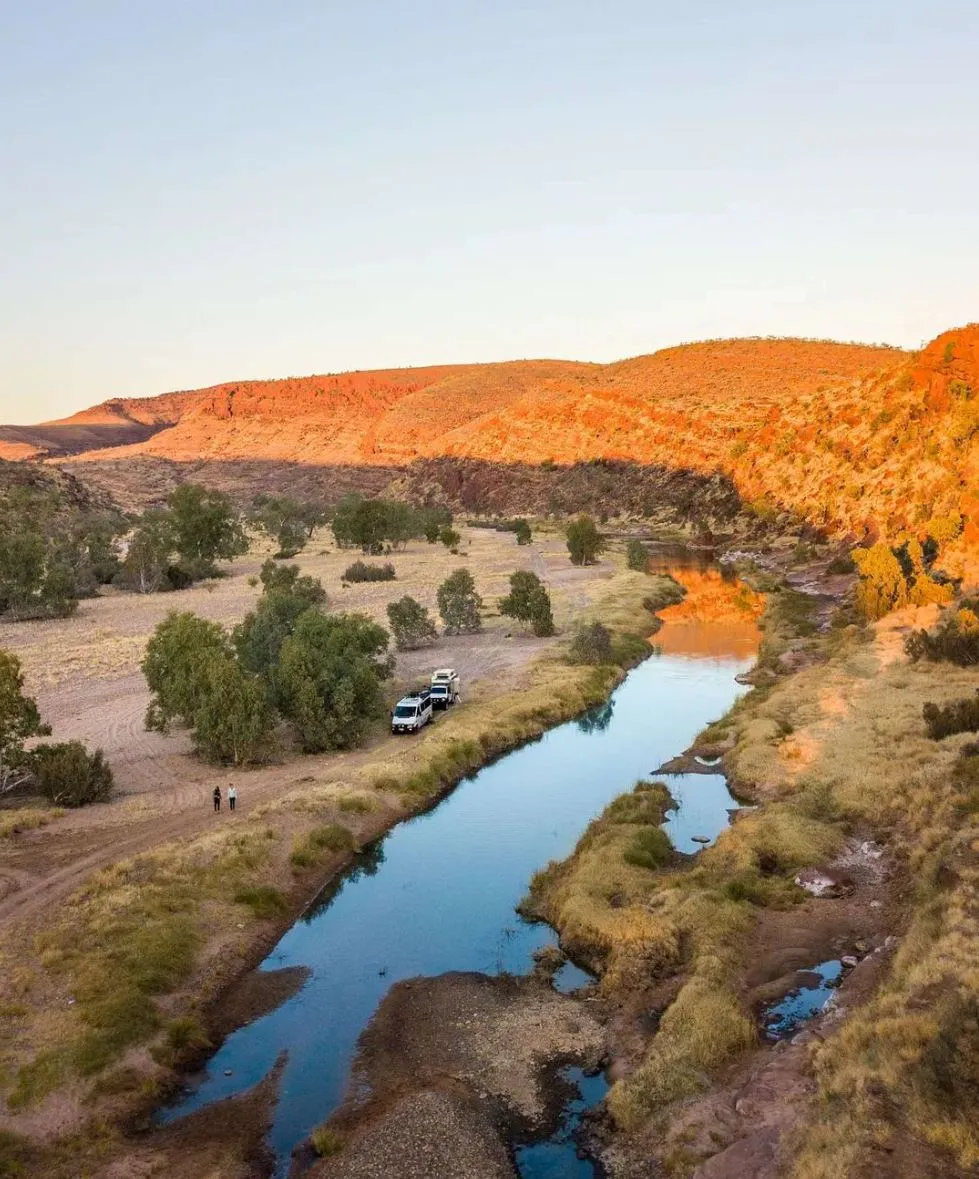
[167,483,248,577]
[566,515,605,566]
[387,596,438,650]
[437,569,483,634]
[499,570,555,636]
[276,611,393,751]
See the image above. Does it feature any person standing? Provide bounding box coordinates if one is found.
[228,783,237,812]
[213,785,221,813]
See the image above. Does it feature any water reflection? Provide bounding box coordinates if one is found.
[158,588,755,1176]
[576,698,615,734]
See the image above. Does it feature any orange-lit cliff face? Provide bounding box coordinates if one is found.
[7,327,979,553]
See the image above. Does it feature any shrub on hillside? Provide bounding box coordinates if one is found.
[923,693,979,740]
[853,540,953,620]
[342,561,396,583]
[30,741,113,806]
[386,596,438,650]
[499,571,555,637]
[568,621,613,665]
[439,526,461,550]
[906,609,979,666]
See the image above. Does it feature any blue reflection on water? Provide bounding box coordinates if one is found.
[160,648,750,1175]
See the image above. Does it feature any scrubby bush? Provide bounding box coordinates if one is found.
[626,539,649,572]
[906,608,979,666]
[341,561,396,583]
[623,826,673,870]
[439,526,461,550]
[386,596,438,650]
[566,515,604,566]
[923,693,979,740]
[437,569,483,634]
[853,541,953,620]
[499,571,555,637]
[513,518,532,545]
[234,884,287,918]
[825,552,857,575]
[568,621,613,665]
[30,742,113,806]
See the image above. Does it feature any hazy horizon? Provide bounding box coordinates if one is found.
[2,0,977,424]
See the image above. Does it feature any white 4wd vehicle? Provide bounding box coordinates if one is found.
[430,668,461,709]
[391,690,433,734]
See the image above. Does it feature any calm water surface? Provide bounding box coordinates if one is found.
[161,620,753,1175]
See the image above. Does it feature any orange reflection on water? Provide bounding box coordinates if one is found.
[655,568,762,661]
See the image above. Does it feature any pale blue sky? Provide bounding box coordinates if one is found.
[1,1,977,422]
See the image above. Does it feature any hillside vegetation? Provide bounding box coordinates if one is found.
[7,327,979,560]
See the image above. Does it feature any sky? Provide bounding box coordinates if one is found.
[1,1,977,423]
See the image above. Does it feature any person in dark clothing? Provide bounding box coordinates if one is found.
[213,785,221,812]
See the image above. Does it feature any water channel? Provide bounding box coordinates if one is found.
[161,581,755,1176]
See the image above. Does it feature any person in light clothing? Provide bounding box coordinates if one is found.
[228,783,237,812]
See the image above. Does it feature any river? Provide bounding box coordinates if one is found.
[160,584,755,1176]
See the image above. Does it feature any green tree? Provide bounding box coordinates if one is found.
[499,571,555,637]
[119,509,177,593]
[250,495,310,558]
[626,539,649,572]
[142,612,233,731]
[30,742,113,806]
[439,526,461,550]
[331,495,389,554]
[383,502,418,550]
[276,612,393,752]
[437,569,483,634]
[234,561,327,675]
[0,527,46,616]
[167,484,247,578]
[566,515,604,566]
[191,657,275,764]
[513,519,532,545]
[0,650,51,796]
[386,596,438,650]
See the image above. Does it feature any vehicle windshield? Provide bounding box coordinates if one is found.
[431,686,447,694]
[393,705,417,719]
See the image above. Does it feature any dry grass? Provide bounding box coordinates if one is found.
[0,808,64,840]
[0,551,659,1123]
[706,604,979,1174]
